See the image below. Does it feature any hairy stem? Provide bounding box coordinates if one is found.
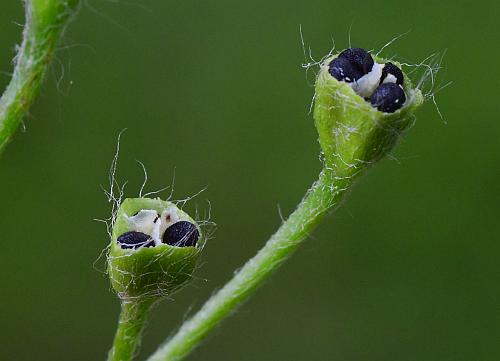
[0,0,78,155]
[108,299,156,361]
[142,49,423,361]
[146,167,351,361]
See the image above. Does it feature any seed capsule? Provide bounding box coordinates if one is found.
[380,62,404,85]
[370,83,406,113]
[117,231,155,249]
[162,221,199,247]
[338,48,374,74]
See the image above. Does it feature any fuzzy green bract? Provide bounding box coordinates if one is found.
[108,198,202,301]
[314,54,423,181]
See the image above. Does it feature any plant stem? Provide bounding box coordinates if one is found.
[146,167,351,361]
[108,299,156,361]
[0,0,78,155]
[143,48,423,361]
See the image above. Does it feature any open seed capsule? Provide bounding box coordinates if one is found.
[108,198,203,300]
[314,50,423,171]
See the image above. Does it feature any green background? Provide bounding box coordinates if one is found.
[0,0,498,360]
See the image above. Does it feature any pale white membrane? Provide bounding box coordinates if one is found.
[125,208,180,246]
[382,73,398,84]
[351,62,383,98]
[159,208,181,241]
[350,61,401,100]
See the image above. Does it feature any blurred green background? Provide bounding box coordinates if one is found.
[0,0,499,360]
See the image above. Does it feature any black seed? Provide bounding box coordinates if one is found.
[162,221,199,247]
[380,62,404,85]
[328,57,363,83]
[338,48,374,74]
[370,83,406,113]
[117,231,155,249]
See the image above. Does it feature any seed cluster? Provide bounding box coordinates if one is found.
[117,212,199,250]
[328,48,406,113]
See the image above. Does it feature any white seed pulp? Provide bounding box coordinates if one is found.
[350,61,402,99]
[351,62,383,98]
[125,208,181,246]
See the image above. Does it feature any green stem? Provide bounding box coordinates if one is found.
[108,299,156,361]
[146,167,351,361]
[0,0,78,155]
[143,48,423,361]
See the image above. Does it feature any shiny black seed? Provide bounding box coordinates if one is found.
[117,231,155,249]
[162,221,199,247]
[328,57,363,83]
[380,62,404,85]
[338,48,374,74]
[370,83,406,113]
